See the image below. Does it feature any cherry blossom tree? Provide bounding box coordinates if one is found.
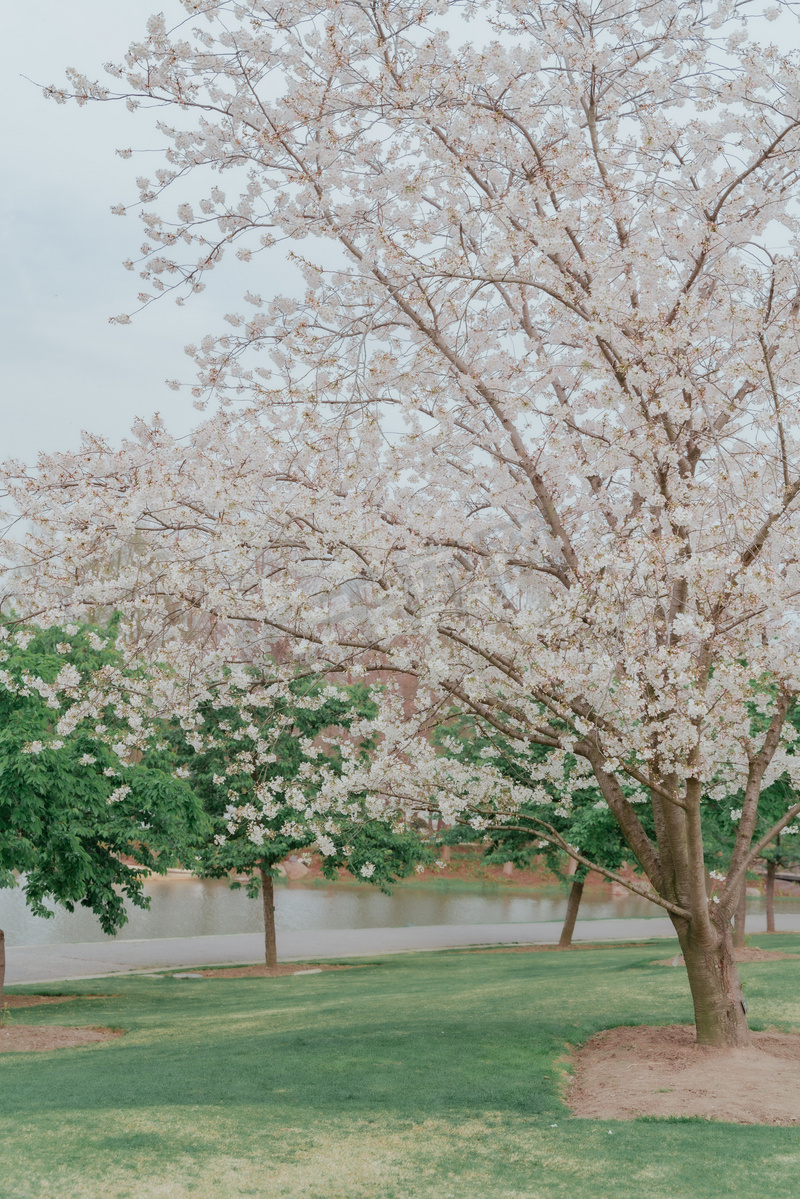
[165,671,425,967]
[5,0,800,1046]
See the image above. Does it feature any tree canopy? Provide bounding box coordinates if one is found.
[5,0,800,1044]
[0,620,203,934]
[170,671,425,888]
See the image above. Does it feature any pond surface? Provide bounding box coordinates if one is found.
[2,875,797,947]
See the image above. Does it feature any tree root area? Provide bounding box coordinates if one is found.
[194,962,355,978]
[0,1026,122,1053]
[568,1025,800,1124]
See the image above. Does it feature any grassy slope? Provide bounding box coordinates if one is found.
[1,935,799,1199]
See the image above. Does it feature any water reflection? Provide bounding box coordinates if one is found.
[2,875,795,947]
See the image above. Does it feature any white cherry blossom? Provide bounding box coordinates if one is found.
[4,0,800,1047]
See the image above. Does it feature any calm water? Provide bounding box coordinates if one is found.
[2,875,796,947]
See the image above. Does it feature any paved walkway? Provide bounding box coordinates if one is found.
[6,913,800,986]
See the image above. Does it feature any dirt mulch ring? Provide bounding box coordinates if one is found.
[0,1026,123,1054]
[1,994,102,1008]
[653,947,800,966]
[568,1024,800,1124]
[187,962,356,978]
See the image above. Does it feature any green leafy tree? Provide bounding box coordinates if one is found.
[432,715,645,947]
[704,779,800,943]
[758,820,800,935]
[701,691,800,945]
[166,673,425,966]
[0,619,204,996]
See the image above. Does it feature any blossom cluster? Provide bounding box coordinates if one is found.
[4,0,800,936]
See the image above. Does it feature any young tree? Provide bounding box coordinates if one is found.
[167,673,425,967]
[760,829,800,934]
[433,715,635,947]
[505,799,635,950]
[6,0,800,1046]
[0,620,203,995]
[705,776,800,939]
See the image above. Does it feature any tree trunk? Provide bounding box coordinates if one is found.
[558,879,584,949]
[0,929,5,1001]
[673,913,750,1047]
[765,860,776,934]
[259,866,278,969]
[732,879,747,949]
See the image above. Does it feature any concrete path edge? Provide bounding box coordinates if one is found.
[5,913,800,986]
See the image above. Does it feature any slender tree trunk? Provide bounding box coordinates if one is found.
[558,879,584,949]
[672,913,750,1047]
[0,929,5,1001]
[732,879,747,949]
[765,860,776,934]
[259,866,278,969]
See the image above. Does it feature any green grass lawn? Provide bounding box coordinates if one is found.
[2,935,800,1199]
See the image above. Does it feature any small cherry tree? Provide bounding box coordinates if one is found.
[704,774,800,939]
[166,671,425,966]
[432,714,635,947]
[6,0,800,1046]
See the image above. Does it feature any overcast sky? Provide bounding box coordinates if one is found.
[1,0,263,465]
[3,3,799,466]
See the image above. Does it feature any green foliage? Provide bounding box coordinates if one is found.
[166,672,426,893]
[703,778,800,879]
[0,619,204,933]
[702,700,800,876]
[431,714,636,883]
[317,816,427,890]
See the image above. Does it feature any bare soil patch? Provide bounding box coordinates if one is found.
[193,962,356,978]
[653,947,800,966]
[1,994,100,1008]
[568,1024,800,1124]
[0,1026,123,1053]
